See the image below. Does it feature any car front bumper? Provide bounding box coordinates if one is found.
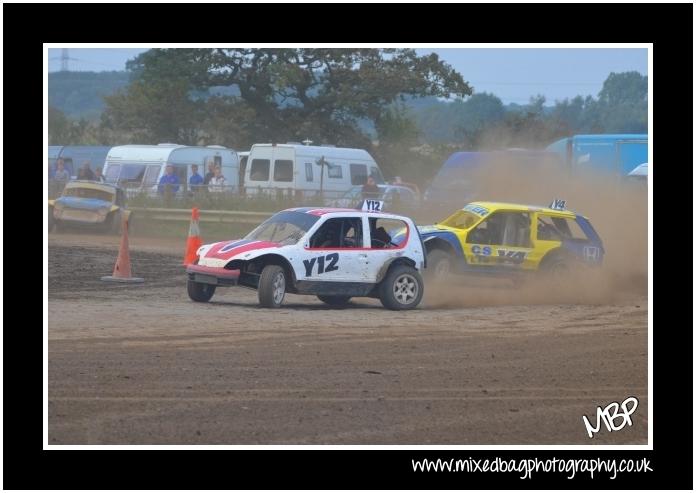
[186,264,240,287]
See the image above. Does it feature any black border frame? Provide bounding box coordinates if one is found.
[4,2,693,489]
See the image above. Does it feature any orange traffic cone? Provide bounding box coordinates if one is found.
[183,207,203,265]
[101,214,144,283]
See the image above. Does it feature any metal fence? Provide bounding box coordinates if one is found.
[129,207,272,225]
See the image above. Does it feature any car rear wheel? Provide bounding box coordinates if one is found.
[317,295,351,306]
[379,264,424,310]
[187,280,216,302]
[258,265,286,308]
[541,254,573,284]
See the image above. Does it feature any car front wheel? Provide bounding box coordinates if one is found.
[187,280,216,302]
[258,265,287,308]
[426,249,453,282]
[379,264,424,310]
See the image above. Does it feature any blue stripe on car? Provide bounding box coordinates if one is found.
[55,197,112,210]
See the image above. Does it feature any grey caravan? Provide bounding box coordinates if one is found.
[243,143,385,199]
[103,144,240,195]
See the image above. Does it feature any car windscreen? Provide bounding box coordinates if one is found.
[244,211,320,245]
[63,187,114,202]
[439,210,480,229]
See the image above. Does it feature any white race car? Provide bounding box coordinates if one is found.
[186,204,426,310]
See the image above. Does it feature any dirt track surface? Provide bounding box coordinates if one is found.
[48,234,648,445]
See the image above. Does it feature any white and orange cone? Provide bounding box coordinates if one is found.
[183,207,203,265]
[101,214,144,283]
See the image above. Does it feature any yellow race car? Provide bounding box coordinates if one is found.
[408,200,604,282]
[48,181,131,234]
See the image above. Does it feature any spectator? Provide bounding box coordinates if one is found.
[203,160,216,185]
[208,165,227,193]
[361,175,381,201]
[189,164,204,190]
[51,159,70,197]
[158,165,181,195]
[53,159,70,182]
[94,167,106,183]
[77,161,96,180]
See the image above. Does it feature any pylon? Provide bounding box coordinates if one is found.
[183,207,203,265]
[101,214,144,283]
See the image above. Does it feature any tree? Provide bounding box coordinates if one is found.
[451,92,506,145]
[108,48,472,148]
[372,104,423,179]
[102,78,205,144]
[595,71,647,133]
[48,106,71,144]
[598,71,647,106]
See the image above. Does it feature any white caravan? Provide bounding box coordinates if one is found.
[103,144,239,195]
[242,143,385,199]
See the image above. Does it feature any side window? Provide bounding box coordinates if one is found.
[143,165,161,187]
[273,160,293,182]
[119,164,147,188]
[249,159,270,181]
[501,212,531,247]
[539,216,588,240]
[566,219,589,240]
[537,215,563,241]
[309,218,363,248]
[104,164,120,183]
[305,162,314,182]
[350,163,368,185]
[467,212,506,245]
[327,163,343,179]
[369,218,408,249]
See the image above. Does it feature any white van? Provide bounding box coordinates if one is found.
[103,144,239,195]
[242,143,385,199]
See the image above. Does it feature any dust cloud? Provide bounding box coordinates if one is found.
[419,151,648,308]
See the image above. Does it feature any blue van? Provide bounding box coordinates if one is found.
[546,134,648,176]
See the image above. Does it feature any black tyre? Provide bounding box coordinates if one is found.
[541,254,572,283]
[426,249,453,282]
[379,264,424,310]
[187,280,216,302]
[258,265,287,308]
[317,295,352,306]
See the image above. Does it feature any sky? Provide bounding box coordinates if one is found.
[47,47,648,105]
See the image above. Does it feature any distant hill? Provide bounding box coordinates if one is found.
[48,71,131,120]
